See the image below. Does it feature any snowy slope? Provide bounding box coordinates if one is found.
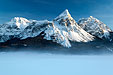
[44,22,71,47]
[20,20,71,47]
[78,16,112,40]
[19,20,49,39]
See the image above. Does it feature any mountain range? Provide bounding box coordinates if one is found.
[0,9,113,49]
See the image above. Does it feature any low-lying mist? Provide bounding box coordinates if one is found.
[0,52,113,75]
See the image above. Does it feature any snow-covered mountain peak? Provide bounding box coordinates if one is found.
[89,16,93,19]
[0,11,113,48]
[78,16,112,39]
[7,17,30,29]
[53,9,77,27]
[55,9,73,20]
[59,9,71,17]
[12,17,29,22]
[88,16,100,23]
[52,10,94,46]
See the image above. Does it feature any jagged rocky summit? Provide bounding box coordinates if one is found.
[0,9,112,48]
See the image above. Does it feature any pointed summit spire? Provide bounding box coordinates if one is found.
[90,16,93,18]
[55,9,72,20]
[59,9,70,17]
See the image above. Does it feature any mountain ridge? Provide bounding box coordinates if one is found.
[0,9,112,48]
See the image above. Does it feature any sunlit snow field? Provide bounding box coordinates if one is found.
[0,51,113,75]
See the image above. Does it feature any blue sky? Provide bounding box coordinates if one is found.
[0,0,113,28]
